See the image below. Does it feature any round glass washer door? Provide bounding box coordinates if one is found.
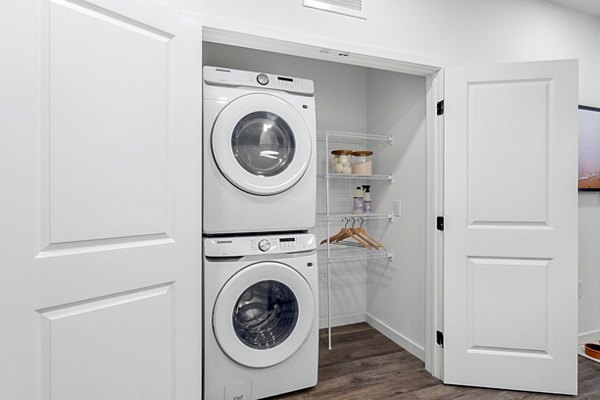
[212,93,312,195]
[212,261,316,368]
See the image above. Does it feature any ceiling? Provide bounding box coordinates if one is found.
[548,0,600,16]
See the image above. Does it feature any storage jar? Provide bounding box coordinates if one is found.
[351,150,373,175]
[331,149,353,174]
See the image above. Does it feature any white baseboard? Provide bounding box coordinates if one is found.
[319,313,366,329]
[579,329,600,345]
[366,313,425,361]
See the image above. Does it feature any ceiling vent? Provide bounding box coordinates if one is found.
[303,0,366,19]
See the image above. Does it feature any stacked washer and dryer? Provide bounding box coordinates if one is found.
[203,66,319,400]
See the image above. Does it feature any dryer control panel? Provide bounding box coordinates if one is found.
[204,233,316,257]
[203,66,315,95]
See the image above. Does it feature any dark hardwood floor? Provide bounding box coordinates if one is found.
[275,323,600,400]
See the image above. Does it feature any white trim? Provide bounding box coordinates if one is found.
[434,69,446,380]
[199,16,444,76]
[579,329,600,345]
[319,312,366,329]
[366,314,425,361]
[200,21,445,377]
[425,69,445,380]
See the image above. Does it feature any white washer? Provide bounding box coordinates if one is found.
[203,66,317,234]
[204,233,318,400]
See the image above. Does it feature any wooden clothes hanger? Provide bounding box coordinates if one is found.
[320,217,373,249]
[353,217,387,250]
[320,217,351,244]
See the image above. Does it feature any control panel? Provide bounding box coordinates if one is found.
[203,66,315,96]
[204,234,316,257]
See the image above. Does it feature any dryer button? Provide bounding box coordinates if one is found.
[258,239,271,252]
[256,73,269,85]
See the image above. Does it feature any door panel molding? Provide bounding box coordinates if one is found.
[38,283,173,400]
[40,0,174,247]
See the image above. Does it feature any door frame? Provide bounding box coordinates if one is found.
[200,18,446,379]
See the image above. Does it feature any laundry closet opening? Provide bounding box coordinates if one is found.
[203,40,431,365]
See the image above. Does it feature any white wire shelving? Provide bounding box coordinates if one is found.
[322,212,393,222]
[320,250,394,263]
[319,129,393,143]
[325,173,393,182]
[322,130,394,350]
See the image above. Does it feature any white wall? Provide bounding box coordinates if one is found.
[579,17,600,343]
[187,0,600,342]
[579,194,600,341]
[167,0,600,105]
[365,70,428,358]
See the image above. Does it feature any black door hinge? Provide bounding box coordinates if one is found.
[436,216,444,231]
[436,331,444,348]
[437,100,444,116]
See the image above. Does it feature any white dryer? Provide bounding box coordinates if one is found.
[203,66,317,234]
[203,233,318,400]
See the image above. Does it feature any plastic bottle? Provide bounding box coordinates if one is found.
[353,186,364,213]
[362,185,372,213]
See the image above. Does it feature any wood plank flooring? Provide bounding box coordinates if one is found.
[274,323,600,400]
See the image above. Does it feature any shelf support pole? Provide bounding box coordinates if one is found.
[325,132,332,350]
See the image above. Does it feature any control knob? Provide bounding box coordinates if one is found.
[258,239,271,252]
[256,73,269,85]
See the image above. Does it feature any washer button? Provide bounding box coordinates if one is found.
[256,73,269,85]
[258,239,271,252]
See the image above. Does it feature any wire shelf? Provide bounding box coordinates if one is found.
[320,250,394,263]
[320,130,393,143]
[325,173,393,181]
[322,213,393,221]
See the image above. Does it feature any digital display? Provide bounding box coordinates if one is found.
[278,77,293,82]
[280,238,296,242]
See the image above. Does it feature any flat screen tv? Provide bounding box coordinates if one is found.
[579,105,600,191]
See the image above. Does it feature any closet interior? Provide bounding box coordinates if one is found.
[203,41,428,361]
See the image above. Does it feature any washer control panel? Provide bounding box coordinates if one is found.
[204,234,316,257]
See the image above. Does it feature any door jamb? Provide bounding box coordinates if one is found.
[201,23,446,379]
[426,69,445,379]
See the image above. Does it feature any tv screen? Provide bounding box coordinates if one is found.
[579,105,600,191]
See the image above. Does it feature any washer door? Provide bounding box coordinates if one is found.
[213,261,315,368]
[212,93,312,195]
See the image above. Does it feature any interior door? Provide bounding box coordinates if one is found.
[1,1,202,399]
[444,60,578,395]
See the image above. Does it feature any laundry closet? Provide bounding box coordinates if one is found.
[203,41,428,360]
[2,1,584,398]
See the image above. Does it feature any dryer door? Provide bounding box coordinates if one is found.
[211,93,312,195]
[213,261,316,368]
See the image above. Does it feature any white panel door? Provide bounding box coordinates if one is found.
[444,60,578,395]
[1,1,202,399]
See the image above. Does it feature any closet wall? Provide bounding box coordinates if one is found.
[366,70,427,358]
[203,42,429,357]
